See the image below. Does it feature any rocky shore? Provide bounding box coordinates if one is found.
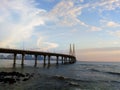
[0,71,34,84]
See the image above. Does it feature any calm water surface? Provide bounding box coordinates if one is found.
[0,59,120,90]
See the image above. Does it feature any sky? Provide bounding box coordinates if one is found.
[1,0,120,62]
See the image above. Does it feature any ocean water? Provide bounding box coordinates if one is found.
[0,60,120,90]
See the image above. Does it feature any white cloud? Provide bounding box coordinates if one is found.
[107,21,120,27]
[48,0,86,26]
[1,0,120,50]
[98,40,120,46]
[37,37,58,51]
[47,0,120,30]
[108,30,120,37]
[91,0,120,11]
[101,20,120,27]
[0,0,46,48]
[90,26,102,31]
[80,0,84,2]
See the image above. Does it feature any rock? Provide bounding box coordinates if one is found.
[52,75,66,80]
[3,78,16,84]
[0,71,33,84]
[22,78,29,81]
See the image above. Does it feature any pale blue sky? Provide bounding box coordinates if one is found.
[1,0,120,61]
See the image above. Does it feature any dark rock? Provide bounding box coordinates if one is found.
[25,73,30,77]
[0,71,33,84]
[22,78,29,81]
[3,78,16,84]
[16,78,20,81]
[53,75,66,80]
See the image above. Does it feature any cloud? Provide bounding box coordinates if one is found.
[90,26,102,31]
[80,0,84,2]
[108,30,120,37]
[107,21,120,27]
[100,20,120,27]
[48,0,87,27]
[37,37,58,51]
[0,0,46,48]
[91,0,120,11]
[46,0,120,31]
[1,0,120,51]
[98,40,120,46]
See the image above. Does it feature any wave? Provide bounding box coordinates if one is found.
[106,72,120,76]
[89,68,120,77]
[51,75,120,85]
[89,68,101,72]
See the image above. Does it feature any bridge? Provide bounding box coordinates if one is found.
[0,45,76,67]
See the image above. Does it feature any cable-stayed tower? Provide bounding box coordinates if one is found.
[69,44,75,56]
[72,44,75,56]
[69,44,72,55]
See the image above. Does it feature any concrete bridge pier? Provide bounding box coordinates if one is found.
[34,55,38,67]
[43,55,46,66]
[70,58,72,63]
[63,57,65,64]
[61,56,64,64]
[65,57,67,64]
[64,57,67,64]
[71,58,73,63]
[56,56,59,65]
[72,57,76,63]
[66,57,68,64]
[21,53,25,66]
[69,57,71,63]
[13,53,17,66]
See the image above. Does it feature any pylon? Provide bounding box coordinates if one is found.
[72,44,75,56]
[69,44,72,55]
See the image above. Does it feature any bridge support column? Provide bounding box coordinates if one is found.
[48,55,50,65]
[71,58,73,63]
[43,55,46,66]
[70,58,72,63]
[72,57,74,63]
[34,55,37,67]
[64,57,66,64]
[21,53,25,66]
[69,57,70,63]
[61,56,63,64]
[13,53,17,66]
[56,56,59,65]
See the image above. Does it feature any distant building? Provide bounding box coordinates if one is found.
[7,55,13,59]
[0,54,44,60]
[37,55,43,60]
[25,55,33,60]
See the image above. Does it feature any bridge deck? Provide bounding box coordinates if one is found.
[0,48,76,67]
[0,48,75,58]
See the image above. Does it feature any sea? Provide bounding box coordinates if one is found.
[0,59,120,90]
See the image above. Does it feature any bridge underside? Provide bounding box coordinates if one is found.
[0,48,76,67]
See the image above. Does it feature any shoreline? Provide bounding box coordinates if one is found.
[0,69,79,90]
